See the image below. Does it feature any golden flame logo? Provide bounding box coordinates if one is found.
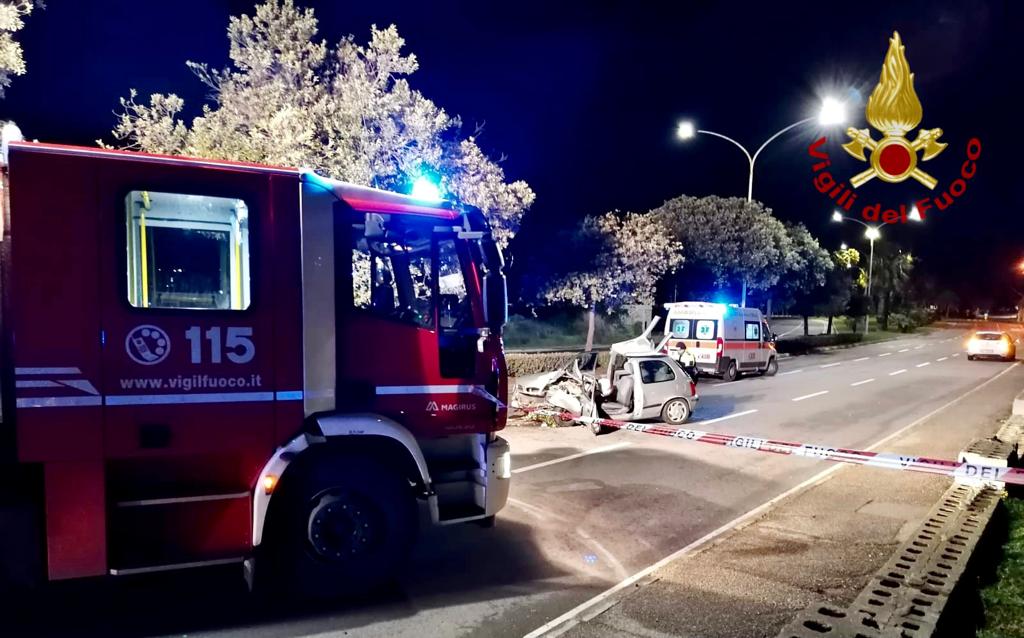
[842,32,946,189]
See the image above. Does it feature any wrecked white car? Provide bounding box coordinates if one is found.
[511,318,699,433]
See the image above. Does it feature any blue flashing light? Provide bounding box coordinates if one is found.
[411,176,443,202]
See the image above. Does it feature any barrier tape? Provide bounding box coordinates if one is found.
[518,407,1019,485]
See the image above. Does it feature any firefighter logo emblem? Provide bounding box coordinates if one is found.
[126,324,171,365]
[426,400,440,412]
[842,31,946,189]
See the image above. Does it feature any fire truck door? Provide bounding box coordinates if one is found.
[97,178,277,566]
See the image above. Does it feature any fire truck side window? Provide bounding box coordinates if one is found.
[437,239,470,329]
[350,219,434,330]
[125,191,251,310]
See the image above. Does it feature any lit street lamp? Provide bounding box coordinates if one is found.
[832,207,921,334]
[677,96,847,306]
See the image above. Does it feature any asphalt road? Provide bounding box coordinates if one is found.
[11,325,1024,638]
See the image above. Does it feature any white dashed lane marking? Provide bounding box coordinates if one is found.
[937,357,948,362]
[889,369,907,376]
[898,348,909,353]
[916,362,931,368]
[820,362,841,369]
[792,390,829,402]
[851,378,875,386]
[879,353,892,357]
[854,357,870,362]
[781,369,803,375]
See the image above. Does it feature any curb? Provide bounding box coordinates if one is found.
[778,413,1024,637]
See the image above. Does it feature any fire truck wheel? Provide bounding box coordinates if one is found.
[762,357,778,377]
[264,455,417,600]
[661,398,691,425]
[723,360,738,382]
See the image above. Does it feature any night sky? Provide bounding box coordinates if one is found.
[3,0,1020,307]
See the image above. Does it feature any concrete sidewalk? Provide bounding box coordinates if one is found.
[557,369,1020,638]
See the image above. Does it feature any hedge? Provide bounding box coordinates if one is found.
[774,333,863,355]
[506,351,610,378]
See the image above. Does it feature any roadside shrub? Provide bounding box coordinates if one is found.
[506,351,610,378]
[908,307,935,327]
[888,312,915,333]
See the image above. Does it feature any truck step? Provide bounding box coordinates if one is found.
[437,503,486,523]
[108,492,251,571]
[109,556,245,576]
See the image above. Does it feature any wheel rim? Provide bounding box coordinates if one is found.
[307,490,379,561]
[666,400,687,422]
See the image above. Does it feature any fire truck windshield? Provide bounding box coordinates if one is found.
[351,215,475,333]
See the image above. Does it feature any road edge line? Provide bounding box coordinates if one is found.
[522,362,1020,638]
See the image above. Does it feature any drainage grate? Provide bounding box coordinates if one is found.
[779,483,1001,637]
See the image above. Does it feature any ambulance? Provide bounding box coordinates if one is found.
[663,302,777,381]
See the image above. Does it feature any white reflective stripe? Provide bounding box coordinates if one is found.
[376,384,476,395]
[106,392,275,405]
[59,379,100,395]
[275,391,303,401]
[17,396,102,408]
[15,367,81,375]
[16,380,60,388]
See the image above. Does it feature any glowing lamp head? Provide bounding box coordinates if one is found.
[676,120,696,140]
[410,176,443,202]
[818,97,846,126]
[840,242,848,250]
[908,205,923,222]
[865,227,881,241]
[262,474,278,495]
[831,210,844,222]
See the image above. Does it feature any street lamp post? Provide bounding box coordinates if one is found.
[676,97,846,307]
[832,207,921,334]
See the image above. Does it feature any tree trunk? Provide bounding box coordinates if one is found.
[826,315,833,335]
[741,280,747,308]
[803,315,809,336]
[767,296,773,317]
[585,304,596,352]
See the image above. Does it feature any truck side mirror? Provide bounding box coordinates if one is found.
[483,272,507,332]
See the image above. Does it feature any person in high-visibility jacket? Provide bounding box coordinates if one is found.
[675,343,698,382]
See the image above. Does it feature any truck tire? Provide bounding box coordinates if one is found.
[723,360,738,382]
[762,357,778,377]
[262,455,417,600]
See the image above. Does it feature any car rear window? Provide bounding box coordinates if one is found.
[978,333,1004,341]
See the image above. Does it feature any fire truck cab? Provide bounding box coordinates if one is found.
[0,141,511,597]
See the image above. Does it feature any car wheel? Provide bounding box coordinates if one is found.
[261,455,417,600]
[661,398,691,425]
[762,357,778,377]
[967,355,975,361]
[723,360,738,382]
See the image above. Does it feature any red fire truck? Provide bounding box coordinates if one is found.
[0,141,511,597]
